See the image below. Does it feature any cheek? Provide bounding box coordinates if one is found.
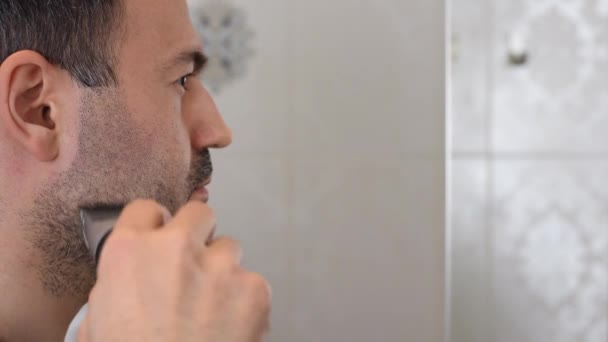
[170,123,191,167]
[60,120,81,167]
[168,99,192,164]
[155,109,191,169]
[124,82,191,170]
[55,103,84,178]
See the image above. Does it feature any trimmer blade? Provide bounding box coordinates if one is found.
[80,206,123,264]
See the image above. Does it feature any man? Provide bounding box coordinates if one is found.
[0,0,270,341]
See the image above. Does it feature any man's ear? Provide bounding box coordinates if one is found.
[0,50,63,162]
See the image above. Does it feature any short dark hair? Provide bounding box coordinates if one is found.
[0,0,124,87]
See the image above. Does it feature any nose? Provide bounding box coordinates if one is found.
[187,84,233,151]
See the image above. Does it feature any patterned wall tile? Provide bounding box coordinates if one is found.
[453,1,608,342]
[189,0,290,156]
[450,160,490,342]
[493,0,608,152]
[290,158,445,342]
[207,155,290,342]
[290,0,445,157]
[492,161,607,342]
[189,1,254,92]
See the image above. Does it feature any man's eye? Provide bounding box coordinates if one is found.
[179,75,189,88]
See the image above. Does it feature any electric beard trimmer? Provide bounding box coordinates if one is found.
[80,206,124,264]
[64,206,124,342]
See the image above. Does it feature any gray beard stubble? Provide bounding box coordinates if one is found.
[21,88,211,299]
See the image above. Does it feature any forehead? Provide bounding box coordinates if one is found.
[120,0,202,66]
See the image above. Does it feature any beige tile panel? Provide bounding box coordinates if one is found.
[207,155,291,341]
[290,158,445,342]
[289,0,446,157]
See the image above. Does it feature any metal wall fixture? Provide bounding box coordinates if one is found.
[507,32,529,66]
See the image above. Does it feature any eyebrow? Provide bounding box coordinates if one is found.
[163,48,209,75]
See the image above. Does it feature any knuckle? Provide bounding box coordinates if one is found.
[187,200,214,216]
[241,272,272,307]
[205,237,241,265]
[96,231,138,273]
[124,198,160,212]
[103,231,135,255]
[222,237,241,252]
[200,205,217,226]
[178,201,217,232]
[123,199,166,215]
[147,230,197,276]
[163,228,192,253]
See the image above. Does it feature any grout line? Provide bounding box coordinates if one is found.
[452,151,608,160]
[485,0,496,340]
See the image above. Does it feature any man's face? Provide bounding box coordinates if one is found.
[26,0,231,298]
[78,0,233,212]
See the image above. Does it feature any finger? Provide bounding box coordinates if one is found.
[236,271,272,339]
[204,236,243,269]
[166,201,216,248]
[113,199,171,233]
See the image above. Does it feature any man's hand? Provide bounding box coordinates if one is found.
[77,200,271,342]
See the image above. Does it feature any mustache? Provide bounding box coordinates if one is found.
[187,149,213,189]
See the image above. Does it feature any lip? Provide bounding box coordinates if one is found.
[189,177,212,203]
[189,187,209,203]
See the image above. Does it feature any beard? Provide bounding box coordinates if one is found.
[21,88,213,299]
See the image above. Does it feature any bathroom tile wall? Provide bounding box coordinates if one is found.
[452,0,608,341]
[191,0,447,341]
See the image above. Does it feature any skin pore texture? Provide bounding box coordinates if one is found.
[0,0,231,340]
